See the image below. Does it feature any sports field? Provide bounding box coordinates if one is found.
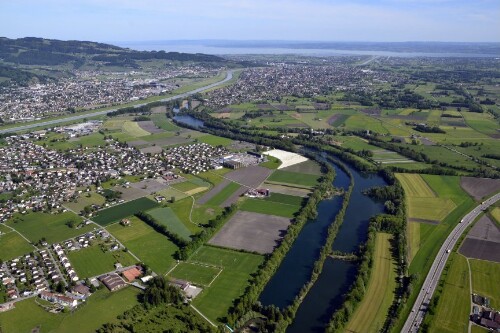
[93,197,159,226]
[240,198,300,218]
[0,287,139,333]
[146,207,192,241]
[190,246,264,323]
[67,244,136,278]
[168,262,221,286]
[107,216,178,274]
[171,180,202,193]
[470,259,500,309]
[267,170,319,188]
[345,233,396,333]
[205,181,241,206]
[0,226,34,261]
[427,253,470,333]
[6,211,90,244]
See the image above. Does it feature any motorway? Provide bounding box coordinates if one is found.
[402,192,500,332]
[0,70,234,134]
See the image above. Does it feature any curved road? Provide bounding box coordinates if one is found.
[0,70,234,134]
[402,192,500,332]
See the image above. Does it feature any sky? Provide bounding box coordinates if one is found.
[1,0,499,43]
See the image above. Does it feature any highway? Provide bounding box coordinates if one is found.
[0,70,234,135]
[402,192,500,332]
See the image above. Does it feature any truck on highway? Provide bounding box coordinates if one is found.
[447,249,451,253]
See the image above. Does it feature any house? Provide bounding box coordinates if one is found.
[99,274,127,292]
[120,219,131,226]
[72,283,91,296]
[122,267,142,282]
[39,291,78,308]
[169,279,191,292]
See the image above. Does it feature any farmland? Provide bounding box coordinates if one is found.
[240,198,300,218]
[190,246,264,323]
[6,211,90,244]
[470,259,500,309]
[0,225,34,261]
[267,170,320,188]
[67,244,137,278]
[146,207,192,241]
[205,181,241,206]
[197,134,233,146]
[106,216,179,274]
[425,253,470,333]
[93,197,159,226]
[345,233,396,333]
[64,192,106,213]
[0,287,140,333]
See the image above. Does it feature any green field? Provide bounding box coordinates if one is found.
[206,182,241,206]
[396,173,436,197]
[267,170,320,188]
[107,216,178,275]
[427,253,470,333]
[150,113,180,131]
[64,192,106,213]
[470,259,500,309]
[345,233,397,333]
[197,134,233,146]
[190,246,264,323]
[263,192,305,206]
[122,121,150,137]
[93,197,159,226]
[260,156,282,169]
[280,159,323,175]
[146,207,192,241]
[0,227,34,261]
[0,287,139,333]
[171,180,203,193]
[6,211,90,244]
[67,244,136,278]
[240,198,299,218]
[169,262,221,286]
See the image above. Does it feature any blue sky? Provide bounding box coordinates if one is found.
[1,0,499,42]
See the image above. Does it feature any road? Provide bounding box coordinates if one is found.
[0,70,234,135]
[402,192,500,332]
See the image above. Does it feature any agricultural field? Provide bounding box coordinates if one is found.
[67,243,137,278]
[190,246,264,323]
[263,192,305,206]
[0,287,140,333]
[168,262,221,286]
[107,216,178,274]
[240,198,300,218]
[122,121,150,137]
[205,181,241,206]
[150,113,180,131]
[0,225,34,261]
[267,170,319,188]
[260,155,282,169]
[6,211,90,244]
[93,197,159,226]
[426,253,470,333]
[197,134,233,146]
[470,259,500,309]
[146,207,192,241]
[280,159,323,175]
[345,233,396,333]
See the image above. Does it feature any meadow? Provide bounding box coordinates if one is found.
[345,233,397,333]
[267,170,320,188]
[0,225,34,261]
[6,211,90,244]
[0,287,139,333]
[197,134,233,146]
[205,182,241,206]
[107,216,178,274]
[263,192,305,206]
[240,198,299,218]
[146,207,192,241]
[426,253,470,333]
[470,259,500,309]
[93,197,159,226]
[67,244,136,278]
[64,192,106,213]
[190,246,264,323]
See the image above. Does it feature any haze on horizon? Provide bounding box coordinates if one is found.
[1,0,499,43]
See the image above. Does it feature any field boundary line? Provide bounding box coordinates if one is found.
[190,304,217,327]
[207,267,224,287]
[1,223,37,249]
[167,185,199,226]
[165,262,180,276]
[464,255,473,333]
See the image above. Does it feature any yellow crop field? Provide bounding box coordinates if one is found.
[396,173,436,197]
[408,198,457,221]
